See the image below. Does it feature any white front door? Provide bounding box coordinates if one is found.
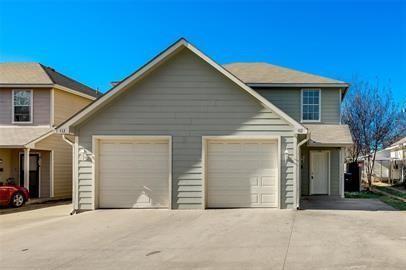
[207,140,279,208]
[310,151,329,195]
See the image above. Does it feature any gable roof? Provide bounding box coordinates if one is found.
[224,62,349,87]
[57,38,307,134]
[0,62,99,99]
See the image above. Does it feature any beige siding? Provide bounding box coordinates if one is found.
[53,88,92,126]
[0,88,51,126]
[76,49,297,210]
[0,149,12,183]
[35,134,72,198]
[256,87,341,124]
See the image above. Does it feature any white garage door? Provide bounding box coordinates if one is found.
[98,139,170,208]
[207,140,279,208]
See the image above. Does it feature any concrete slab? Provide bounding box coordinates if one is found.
[0,206,405,270]
[301,196,395,211]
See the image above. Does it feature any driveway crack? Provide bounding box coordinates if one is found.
[282,211,297,270]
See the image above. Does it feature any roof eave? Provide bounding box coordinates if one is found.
[247,83,350,88]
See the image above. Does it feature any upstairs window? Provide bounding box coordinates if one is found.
[12,90,33,123]
[301,89,320,122]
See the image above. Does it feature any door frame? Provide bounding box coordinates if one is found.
[92,135,172,210]
[309,150,330,195]
[202,136,281,209]
[18,151,41,197]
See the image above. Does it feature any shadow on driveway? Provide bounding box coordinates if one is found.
[0,199,71,215]
[301,196,396,211]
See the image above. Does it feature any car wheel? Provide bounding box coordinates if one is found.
[11,192,25,208]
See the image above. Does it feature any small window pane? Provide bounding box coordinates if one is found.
[13,90,31,122]
[302,89,320,121]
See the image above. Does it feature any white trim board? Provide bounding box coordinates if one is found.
[57,38,307,135]
[91,135,172,210]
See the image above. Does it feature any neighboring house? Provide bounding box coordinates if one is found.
[57,38,352,211]
[358,137,405,184]
[386,137,405,182]
[0,63,98,199]
[359,150,391,182]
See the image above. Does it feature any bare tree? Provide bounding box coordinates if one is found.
[342,80,403,190]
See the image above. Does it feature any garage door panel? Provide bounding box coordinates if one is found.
[207,140,278,208]
[98,139,169,209]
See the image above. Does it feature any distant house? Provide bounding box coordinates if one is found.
[386,137,406,182]
[0,63,98,200]
[359,137,406,184]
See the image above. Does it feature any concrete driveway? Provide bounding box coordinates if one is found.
[0,204,405,270]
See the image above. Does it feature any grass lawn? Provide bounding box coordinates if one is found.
[345,191,406,211]
[374,185,406,199]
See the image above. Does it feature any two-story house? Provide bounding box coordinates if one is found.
[0,63,98,202]
[57,39,352,212]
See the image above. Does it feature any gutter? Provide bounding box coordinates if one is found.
[296,132,311,210]
[62,135,78,215]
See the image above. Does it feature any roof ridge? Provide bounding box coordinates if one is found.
[41,64,97,93]
[39,63,56,84]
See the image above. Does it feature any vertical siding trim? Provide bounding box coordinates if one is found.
[293,135,298,209]
[74,136,79,210]
[339,148,344,198]
[50,150,54,197]
[91,135,173,210]
[50,89,55,126]
[339,88,342,124]
[201,135,282,209]
[201,137,207,209]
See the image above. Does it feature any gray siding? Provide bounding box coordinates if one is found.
[256,87,341,124]
[0,88,51,126]
[300,146,340,196]
[76,49,297,210]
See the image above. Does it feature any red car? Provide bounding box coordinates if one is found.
[0,178,30,207]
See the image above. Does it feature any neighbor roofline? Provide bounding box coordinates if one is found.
[57,38,307,134]
[247,83,350,88]
[0,83,96,100]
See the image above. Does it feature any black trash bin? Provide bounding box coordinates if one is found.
[345,162,360,192]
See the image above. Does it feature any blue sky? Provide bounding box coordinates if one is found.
[0,0,405,102]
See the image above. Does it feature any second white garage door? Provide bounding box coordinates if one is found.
[98,138,170,208]
[207,140,279,208]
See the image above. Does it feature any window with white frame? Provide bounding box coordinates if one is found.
[13,90,33,123]
[301,89,320,121]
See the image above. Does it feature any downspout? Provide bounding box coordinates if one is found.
[62,135,78,215]
[296,132,311,210]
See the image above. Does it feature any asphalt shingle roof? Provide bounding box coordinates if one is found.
[305,124,353,146]
[0,62,98,97]
[0,127,53,147]
[224,62,347,85]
